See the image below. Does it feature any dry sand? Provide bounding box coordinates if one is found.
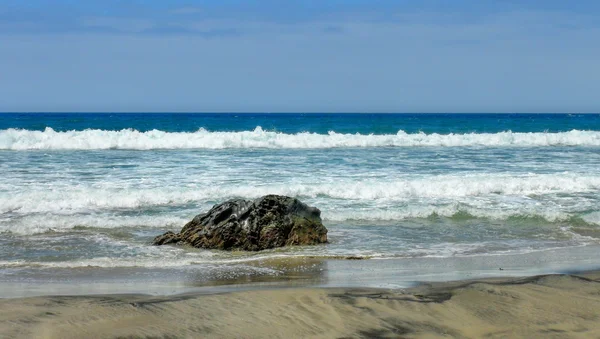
[2,272,600,338]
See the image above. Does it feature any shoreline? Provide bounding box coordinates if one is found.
[3,244,600,299]
[2,270,600,338]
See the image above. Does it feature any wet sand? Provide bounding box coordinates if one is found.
[2,271,600,338]
[5,244,600,299]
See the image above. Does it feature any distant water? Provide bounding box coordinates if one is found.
[1,113,600,289]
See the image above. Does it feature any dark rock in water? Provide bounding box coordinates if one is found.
[152,231,181,245]
[153,195,328,251]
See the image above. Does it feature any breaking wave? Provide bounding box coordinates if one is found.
[2,173,600,235]
[2,208,600,236]
[2,174,600,215]
[2,127,600,150]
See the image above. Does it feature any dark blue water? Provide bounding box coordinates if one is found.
[2,113,600,134]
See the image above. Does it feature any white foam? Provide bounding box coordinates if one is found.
[0,214,188,235]
[2,172,600,235]
[559,226,599,243]
[0,257,282,271]
[2,127,600,150]
[4,204,594,236]
[322,205,575,224]
[1,242,595,269]
[2,173,599,216]
[582,212,600,226]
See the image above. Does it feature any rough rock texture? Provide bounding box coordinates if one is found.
[153,195,328,251]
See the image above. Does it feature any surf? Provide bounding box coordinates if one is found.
[2,127,600,150]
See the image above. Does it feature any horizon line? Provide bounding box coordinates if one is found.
[2,112,600,115]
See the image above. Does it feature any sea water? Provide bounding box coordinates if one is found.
[1,113,600,295]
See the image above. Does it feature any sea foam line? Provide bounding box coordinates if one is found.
[2,174,600,214]
[2,199,600,236]
[2,127,600,149]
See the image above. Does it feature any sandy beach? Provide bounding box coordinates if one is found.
[3,0,600,334]
[2,271,600,338]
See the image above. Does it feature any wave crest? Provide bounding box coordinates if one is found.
[2,127,600,150]
[2,174,600,215]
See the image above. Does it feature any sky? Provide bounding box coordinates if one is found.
[0,0,599,113]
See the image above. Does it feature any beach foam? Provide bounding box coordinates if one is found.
[2,207,599,236]
[2,173,600,234]
[2,127,600,149]
[2,173,599,213]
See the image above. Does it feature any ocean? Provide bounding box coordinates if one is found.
[2,113,600,296]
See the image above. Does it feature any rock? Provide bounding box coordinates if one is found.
[153,195,328,251]
[152,231,181,245]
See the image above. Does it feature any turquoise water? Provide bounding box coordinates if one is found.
[1,113,600,290]
[4,113,600,134]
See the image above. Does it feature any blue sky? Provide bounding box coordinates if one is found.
[1,0,599,112]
